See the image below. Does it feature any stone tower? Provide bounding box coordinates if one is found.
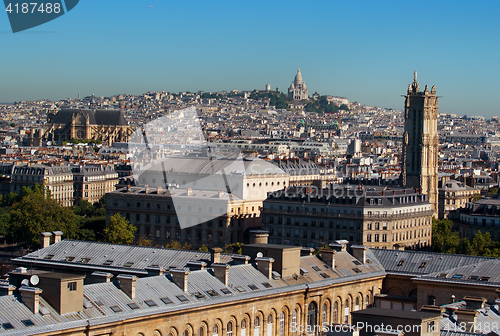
[400,71,439,217]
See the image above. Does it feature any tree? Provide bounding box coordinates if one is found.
[104,213,137,245]
[164,241,191,250]
[339,104,350,111]
[6,185,79,247]
[136,235,153,247]
[431,218,460,254]
[198,244,209,252]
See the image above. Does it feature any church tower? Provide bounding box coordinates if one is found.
[400,71,439,217]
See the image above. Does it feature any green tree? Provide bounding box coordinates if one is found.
[431,218,460,254]
[198,244,209,252]
[164,241,191,250]
[339,104,350,111]
[104,213,137,245]
[6,185,79,247]
[136,235,153,247]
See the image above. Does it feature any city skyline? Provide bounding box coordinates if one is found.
[1,1,500,117]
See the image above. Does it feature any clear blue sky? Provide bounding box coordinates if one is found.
[1,0,499,117]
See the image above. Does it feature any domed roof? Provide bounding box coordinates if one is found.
[294,69,303,85]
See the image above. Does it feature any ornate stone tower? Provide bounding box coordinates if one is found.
[400,71,439,217]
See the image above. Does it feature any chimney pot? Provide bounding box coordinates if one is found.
[90,271,113,283]
[40,232,52,248]
[321,249,336,268]
[170,268,190,292]
[52,231,63,244]
[19,287,42,314]
[210,247,223,264]
[212,263,230,285]
[255,257,274,279]
[117,274,138,299]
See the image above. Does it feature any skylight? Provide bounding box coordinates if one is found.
[123,262,134,268]
[320,273,331,278]
[437,273,448,278]
[103,260,113,266]
[128,303,139,310]
[397,260,405,267]
[311,266,321,272]
[80,258,91,264]
[160,297,173,304]
[352,260,361,266]
[145,300,157,307]
[177,295,188,302]
[262,282,272,288]
[21,320,34,327]
[110,306,123,313]
[2,323,14,330]
[236,286,246,292]
[469,275,479,280]
[207,290,219,297]
[248,284,258,291]
[193,292,205,299]
[480,277,490,282]
[352,268,362,274]
[220,288,232,295]
[419,262,427,268]
[65,256,75,262]
[44,254,55,260]
[453,274,463,279]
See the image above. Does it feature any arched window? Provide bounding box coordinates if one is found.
[254,317,260,336]
[227,322,233,336]
[241,320,247,336]
[355,297,360,311]
[333,302,338,323]
[344,299,350,324]
[365,295,370,309]
[307,301,317,328]
[279,312,285,336]
[267,315,273,336]
[199,328,205,336]
[322,303,328,323]
[213,325,219,336]
[184,330,189,336]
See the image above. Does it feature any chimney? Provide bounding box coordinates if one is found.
[330,241,347,252]
[19,287,42,314]
[210,247,223,264]
[301,247,314,256]
[231,255,251,265]
[117,274,138,299]
[463,296,487,310]
[249,231,269,244]
[455,309,479,332]
[52,231,63,244]
[187,188,192,196]
[157,186,162,194]
[0,284,15,296]
[145,265,165,276]
[321,249,336,268]
[145,185,150,193]
[40,232,52,248]
[90,271,113,283]
[186,261,207,271]
[351,245,368,264]
[393,244,405,251]
[218,190,224,198]
[212,263,230,286]
[255,257,274,279]
[170,268,190,292]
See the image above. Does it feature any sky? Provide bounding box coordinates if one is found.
[1,0,500,117]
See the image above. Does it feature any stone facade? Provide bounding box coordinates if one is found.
[400,72,439,217]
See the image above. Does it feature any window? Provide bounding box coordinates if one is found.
[177,295,188,302]
[248,284,258,291]
[67,282,77,291]
[227,322,233,336]
[194,292,205,299]
[207,290,219,297]
[21,320,34,327]
[280,312,285,335]
[128,303,139,310]
[65,256,75,262]
[221,288,232,295]
[123,262,134,268]
[80,258,91,263]
[213,325,219,336]
[145,300,157,307]
[367,234,371,242]
[44,254,55,260]
[262,282,272,288]
[103,260,113,266]
[110,306,123,313]
[161,297,173,304]
[397,260,405,267]
[2,323,14,330]
[374,234,379,242]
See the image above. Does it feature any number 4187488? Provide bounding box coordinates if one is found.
[5,3,61,14]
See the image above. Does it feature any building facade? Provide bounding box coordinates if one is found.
[438,179,480,220]
[400,72,439,217]
[28,107,133,146]
[287,69,308,100]
[459,198,500,240]
[262,185,433,249]
[72,164,119,205]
